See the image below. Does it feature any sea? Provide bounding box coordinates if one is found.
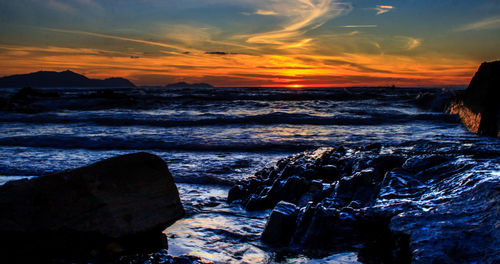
[0,86,498,263]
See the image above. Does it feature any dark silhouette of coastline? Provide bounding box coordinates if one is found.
[0,70,135,88]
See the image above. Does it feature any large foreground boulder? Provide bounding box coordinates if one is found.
[449,60,500,137]
[0,152,184,259]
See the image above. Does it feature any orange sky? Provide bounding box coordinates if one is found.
[0,0,499,87]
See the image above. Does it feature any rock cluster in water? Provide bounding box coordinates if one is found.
[228,144,499,263]
[449,60,500,137]
[0,152,185,261]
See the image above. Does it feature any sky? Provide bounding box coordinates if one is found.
[0,0,499,87]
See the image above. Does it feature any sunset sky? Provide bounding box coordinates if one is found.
[0,0,499,87]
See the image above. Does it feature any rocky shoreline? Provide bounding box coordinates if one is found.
[1,142,497,263]
[228,143,499,263]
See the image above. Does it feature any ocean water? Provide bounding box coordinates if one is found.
[0,86,498,263]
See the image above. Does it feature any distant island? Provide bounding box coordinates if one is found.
[0,70,135,88]
[165,82,214,88]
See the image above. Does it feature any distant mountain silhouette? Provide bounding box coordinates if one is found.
[165,82,214,88]
[0,70,135,88]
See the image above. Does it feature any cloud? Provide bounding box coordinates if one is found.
[42,28,198,53]
[242,0,352,45]
[342,25,377,28]
[255,9,279,16]
[456,16,500,31]
[47,0,76,13]
[45,0,103,13]
[280,38,313,49]
[0,44,121,56]
[375,5,393,15]
[398,36,421,50]
[204,51,245,55]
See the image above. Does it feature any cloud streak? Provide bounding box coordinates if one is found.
[42,28,199,53]
[457,16,500,31]
[375,5,393,15]
[342,25,377,28]
[243,0,351,45]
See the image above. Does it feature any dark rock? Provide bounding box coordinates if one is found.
[231,144,499,263]
[368,155,406,178]
[227,184,247,204]
[245,194,272,211]
[316,164,339,182]
[335,169,381,207]
[449,60,500,137]
[414,90,454,112]
[0,152,184,259]
[261,201,299,246]
[402,155,450,173]
[119,250,213,264]
[11,87,60,101]
[291,206,359,251]
[270,176,309,204]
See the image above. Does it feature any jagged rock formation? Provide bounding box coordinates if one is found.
[449,60,500,137]
[228,144,499,263]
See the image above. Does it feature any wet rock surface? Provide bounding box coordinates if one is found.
[261,201,298,246]
[228,144,500,263]
[119,250,213,264]
[449,60,500,137]
[0,152,185,261]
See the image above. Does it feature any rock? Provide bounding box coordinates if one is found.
[232,144,499,263]
[291,205,359,251]
[449,60,500,137]
[227,184,247,204]
[335,169,381,207]
[269,175,309,204]
[261,201,298,246]
[414,90,454,112]
[0,152,184,259]
[316,164,339,182]
[119,250,213,264]
[11,87,60,101]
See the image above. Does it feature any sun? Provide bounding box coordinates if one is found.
[288,84,304,89]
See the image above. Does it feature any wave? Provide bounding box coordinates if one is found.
[0,135,318,152]
[0,111,459,128]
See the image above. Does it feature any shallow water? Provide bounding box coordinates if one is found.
[0,86,498,263]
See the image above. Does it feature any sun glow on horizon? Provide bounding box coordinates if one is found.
[0,1,498,87]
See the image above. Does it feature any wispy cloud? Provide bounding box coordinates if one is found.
[242,0,352,45]
[0,44,114,55]
[400,37,421,50]
[375,5,393,15]
[342,25,377,28]
[46,0,103,13]
[281,38,313,49]
[42,28,198,53]
[457,16,500,31]
[47,0,76,13]
[254,9,278,16]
